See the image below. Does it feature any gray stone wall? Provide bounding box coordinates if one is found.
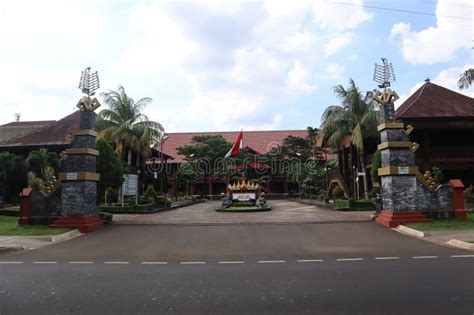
[64,155,96,173]
[381,149,415,167]
[380,102,395,122]
[380,129,410,143]
[61,181,97,216]
[71,135,96,148]
[80,111,96,130]
[381,175,418,211]
[30,190,61,217]
[415,182,451,211]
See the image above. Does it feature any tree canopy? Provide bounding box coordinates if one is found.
[96,138,124,200]
[96,85,164,165]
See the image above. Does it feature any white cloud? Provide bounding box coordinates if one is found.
[286,61,317,93]
[0,0,373,130]
[326,63,344,78]
[324,32,355,57]
[312,0,373,30]
[390,0,472,64]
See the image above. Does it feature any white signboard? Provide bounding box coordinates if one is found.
[398,167,409,175]
[232,193,256,201]
[123,174,138,196]
[66,172,78,181]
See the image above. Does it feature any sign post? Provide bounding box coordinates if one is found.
[122,174,139,206]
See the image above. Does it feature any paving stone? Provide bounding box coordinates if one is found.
[113,200,372,225]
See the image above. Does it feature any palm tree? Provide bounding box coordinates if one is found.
[25,148,60,179]
[458,69,473,90]
[96,86,164,167]
[319,79,378,199]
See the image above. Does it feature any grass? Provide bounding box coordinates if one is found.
[406,213,474,231]
[0,216,72,236]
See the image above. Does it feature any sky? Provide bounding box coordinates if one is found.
[0,0,472,132]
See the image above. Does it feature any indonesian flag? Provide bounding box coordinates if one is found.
[225,130,243,158]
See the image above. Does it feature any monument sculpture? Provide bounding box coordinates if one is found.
[50,67,103,232]
[372,59,452,227]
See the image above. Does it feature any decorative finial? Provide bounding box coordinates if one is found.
[76,67,101,112]
[78,66,100,97]
[373,58,396,89]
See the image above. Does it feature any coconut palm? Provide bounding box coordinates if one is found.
[319,79,378,199]
[96,86,164,166]
[458,69,473,90]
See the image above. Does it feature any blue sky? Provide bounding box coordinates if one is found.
[0,0,472,132]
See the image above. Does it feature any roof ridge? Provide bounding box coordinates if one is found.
[165,129,308,135]
[6,111,80,145]
[397,82,428,118]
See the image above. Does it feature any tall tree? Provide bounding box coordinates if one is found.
[320,78,378,199]
[458,68,473,90]
[96,139,124,201]
[96,86,164,167]
[0,152,16,203]
[176,135,232,195]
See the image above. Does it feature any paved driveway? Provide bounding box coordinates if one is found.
[113,200,372,225]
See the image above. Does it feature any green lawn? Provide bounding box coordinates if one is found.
[406,213,474,231]
[0,216,72,236]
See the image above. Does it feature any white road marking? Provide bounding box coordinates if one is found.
[69,261,93,264]
[0,261,23,264]
[337,258,363,262]
[297,259,324,263]
[258,260,286,264]
[218,261,245,264]
[375,257,400,260]
[33,261,57,264]
[104,261,130,264]
[180,261,206,265]
[141,262,168,265]
[273,202,295,206]
[413,256,437,259]
[450,254,474,258]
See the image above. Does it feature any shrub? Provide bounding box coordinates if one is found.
[155,195,171,207]
[431,166,444,184]
[332,185,345,199]
[105,187,118,204]
[464,185,474,205]
[142,186,158,204]
[99,212,113,223]
[231,202,256,208]
[370,150,381,186]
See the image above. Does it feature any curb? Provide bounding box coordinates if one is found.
[445,239,474,251]
[51,229,83,242]
[393,225,428,238]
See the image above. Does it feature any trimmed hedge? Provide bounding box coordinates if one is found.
[0,209,20,217]
[98,204,158,214]
[334,199,374,211]
[98,212,113,223]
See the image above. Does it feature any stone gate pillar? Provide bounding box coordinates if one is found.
[373,89,431,227]
[50,69,103,232]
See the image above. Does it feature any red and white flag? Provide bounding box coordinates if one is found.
[225,130,243,158]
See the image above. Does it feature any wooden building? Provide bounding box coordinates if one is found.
[395,81,474,186]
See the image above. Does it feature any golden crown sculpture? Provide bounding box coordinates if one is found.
[227,180,259,191]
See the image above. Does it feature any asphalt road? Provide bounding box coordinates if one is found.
[1,222,473,314]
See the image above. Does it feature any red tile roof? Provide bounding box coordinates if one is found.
[2,111,81,147]
[395,82,474,119]
[160,130,320,163]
